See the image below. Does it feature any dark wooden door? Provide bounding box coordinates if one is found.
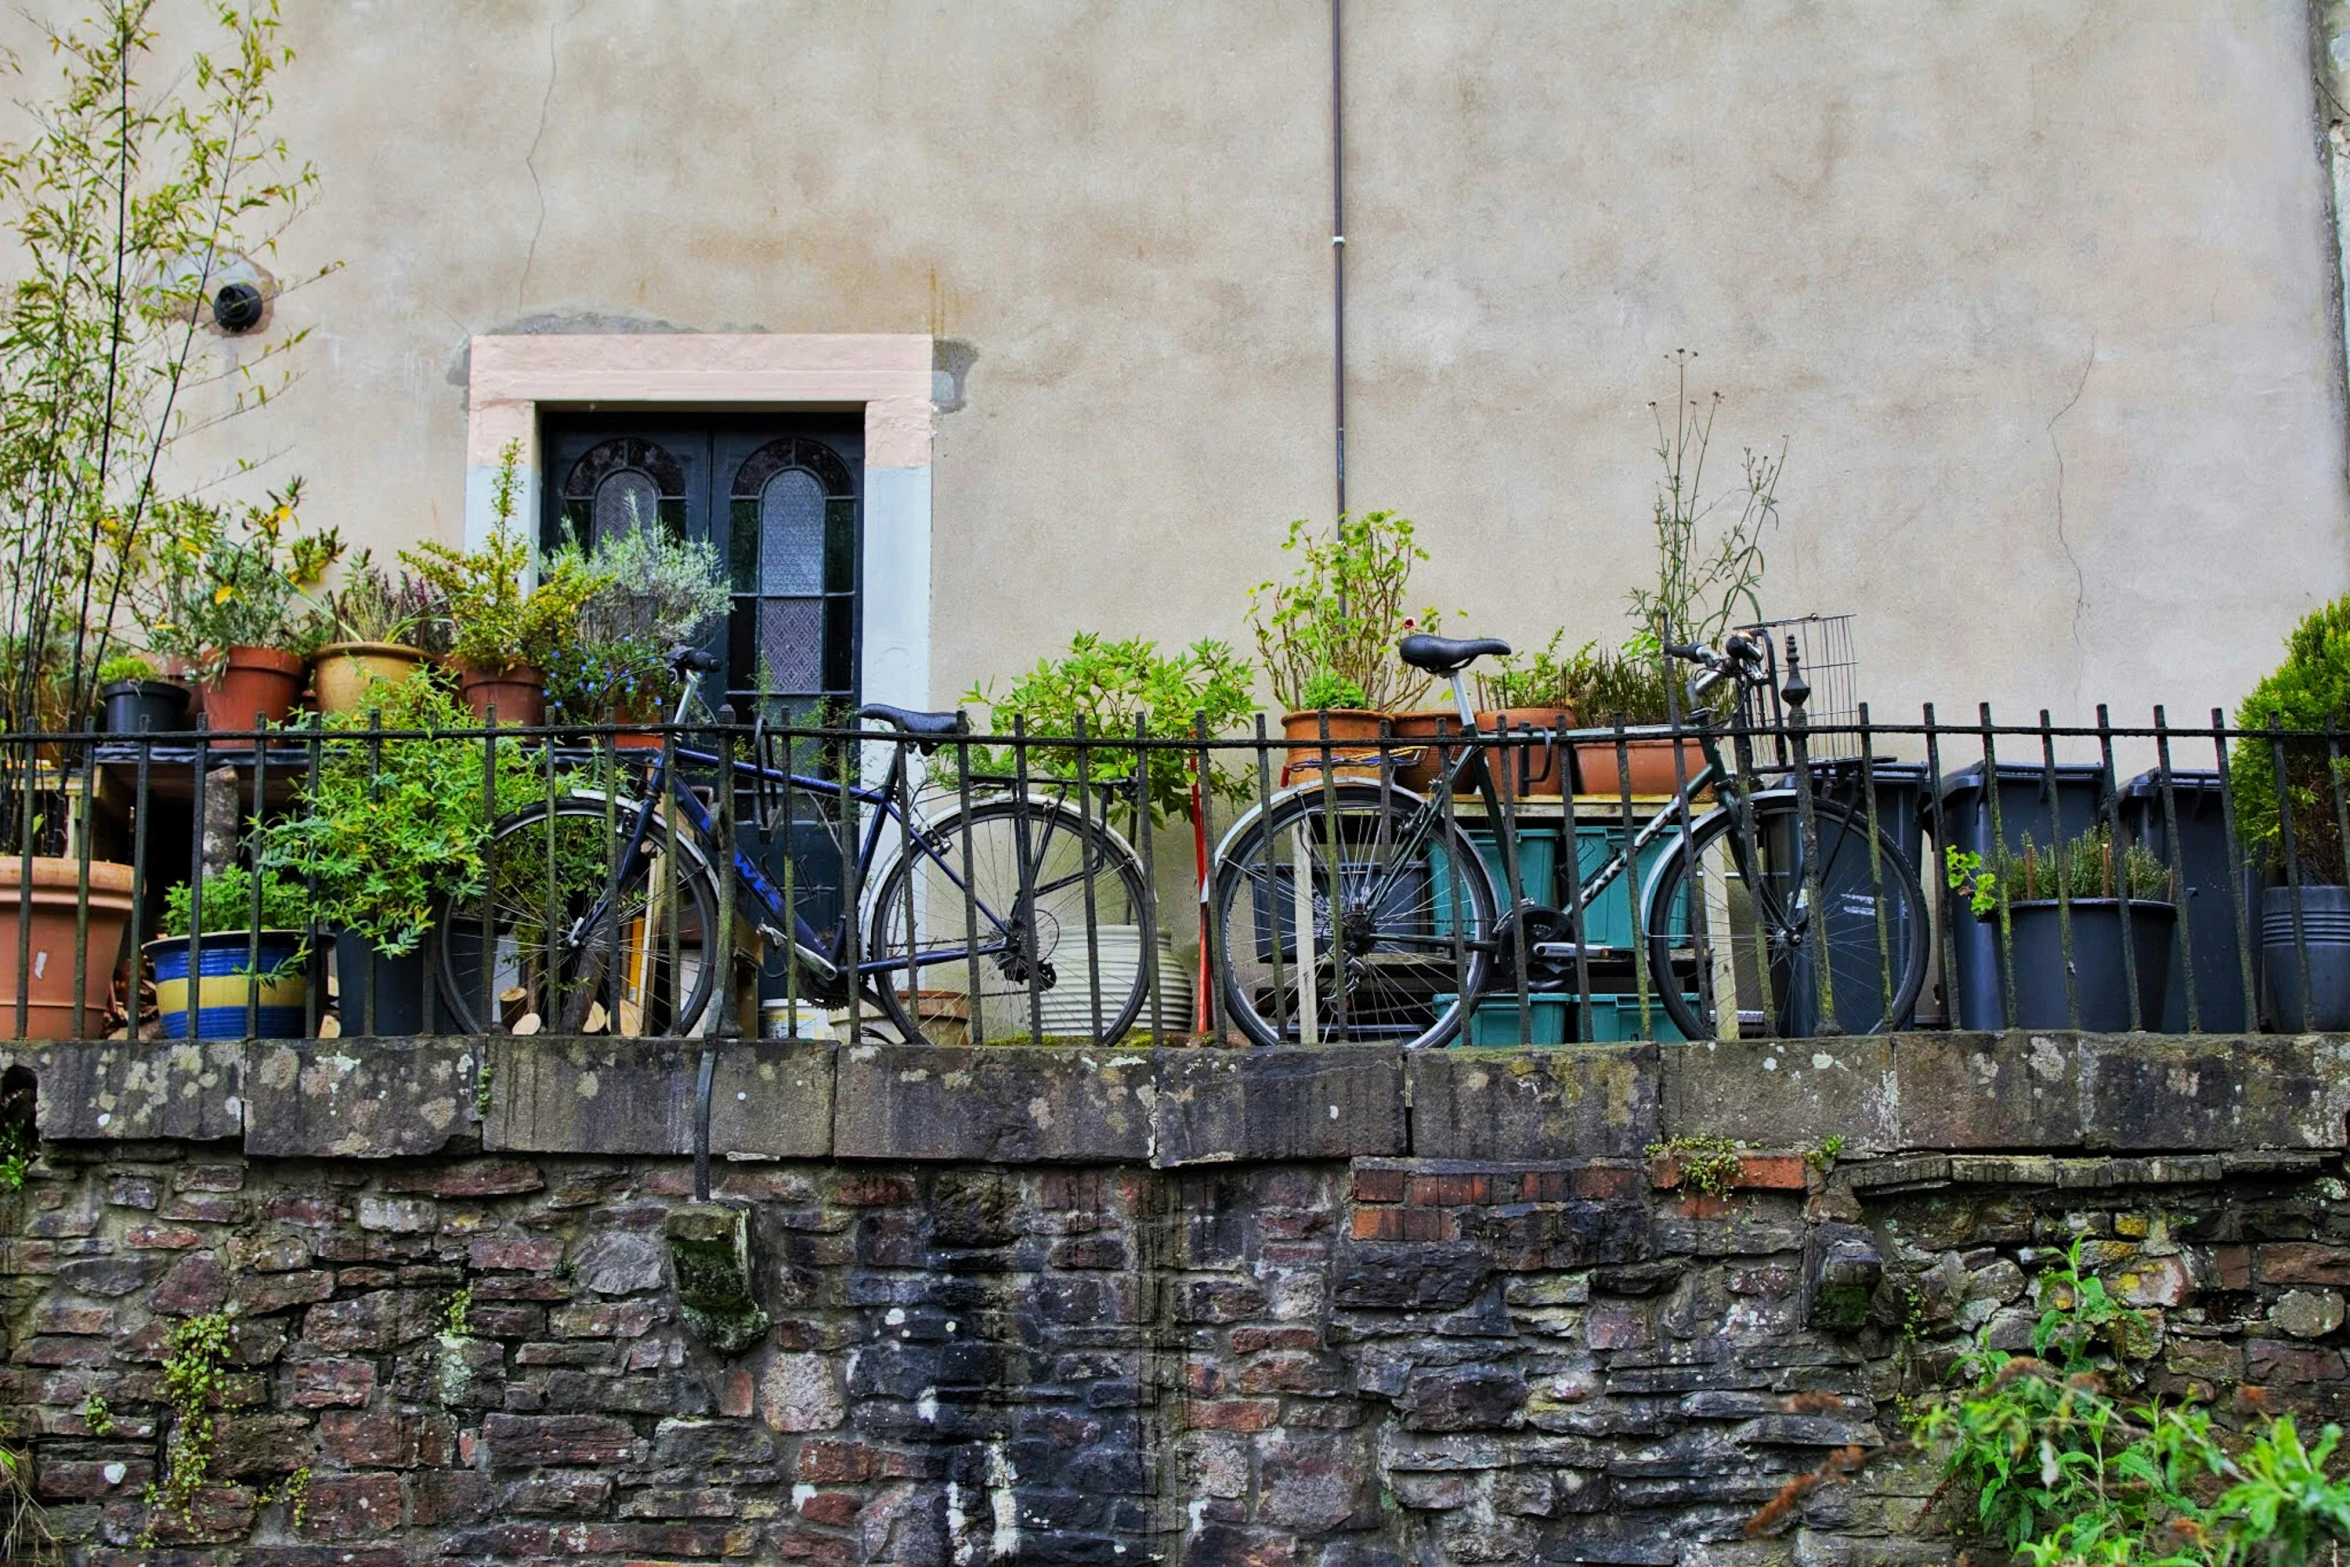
[540,412,863,721]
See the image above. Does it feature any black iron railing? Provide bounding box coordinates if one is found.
[0,702,2334,1048]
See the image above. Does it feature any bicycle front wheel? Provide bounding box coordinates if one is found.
[1642,794,1928,1040]
[436,798,720,1037]
[1211,783,1497,1049]
[866,798,1155,1045]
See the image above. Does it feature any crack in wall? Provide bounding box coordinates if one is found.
[2048,337,2095,697]
[517,0,583,308]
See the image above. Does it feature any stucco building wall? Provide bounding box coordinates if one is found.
[112,1,2350,725]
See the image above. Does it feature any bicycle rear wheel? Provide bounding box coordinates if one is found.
[436,799,720,1037]
[1642,793,1928,1040]
[1211,783,1497,1048]
[866,798,1154,1045]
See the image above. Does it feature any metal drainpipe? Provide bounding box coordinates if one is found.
[1331,0,1350,614]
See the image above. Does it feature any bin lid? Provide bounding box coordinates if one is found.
[2117,767,2222,799]
[1935,759,2109,807]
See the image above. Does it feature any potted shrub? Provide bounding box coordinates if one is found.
[310,551,450,716]
[139,481,344,732]
[1247,511,1449,780]
[542,504,730,744]
[96,651,189,736]
[2230,594,2350,1031]
[1561,644,1706,796]
[255,670,546,1035]
[402,441,605,727]
[1470,630,1578,799]
[147,865,309,1039]
[1947,827,2176,1031]
[958,632,1257,819]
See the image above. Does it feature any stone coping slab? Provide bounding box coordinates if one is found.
[11,1031,2348,1163]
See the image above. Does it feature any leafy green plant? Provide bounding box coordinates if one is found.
[0,1116,29,1193]
[541,503,729,722]
[159,863,309,938]
[1647,1134,1744,1198]
[324,550,448,650]
[1914,1238,2350,1564]
[1248,511,1449,712]
[138,482,343,676]
[95,652,155,686]
[253,670,554,955]
[146,1312,235,1538]
[1296,668,1368,712]
[402,441,606,674]
[80,1395,110,1437]
[442,1286,473,1340]
[1476,630,1583,711]
[2231,595,2350,882]
[956,633,1257,820]
[1946,829,2172,917]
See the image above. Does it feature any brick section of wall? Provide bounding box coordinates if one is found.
[2,1145,2346,1564]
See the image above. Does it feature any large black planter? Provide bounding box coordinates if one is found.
[1995,899,2175,1031]
[2261,884,2350,1032]
[333,931,436,1037]
[100,680,189,736]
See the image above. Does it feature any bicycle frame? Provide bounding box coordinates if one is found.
[585,730,1074,1001]
[1333,668,1778,961]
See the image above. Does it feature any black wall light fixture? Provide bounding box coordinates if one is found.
[212,281,264,334]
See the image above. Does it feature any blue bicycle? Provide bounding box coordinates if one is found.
[432,648,1155,1040]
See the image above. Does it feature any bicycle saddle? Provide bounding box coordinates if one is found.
[1398,634,1512,676]
[857,703,971,741]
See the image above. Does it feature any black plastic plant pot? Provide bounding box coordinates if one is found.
[2261,884,2350,1032]
[100,680,189,736]
[334,930,434,1037]
[1996,899,2175,1031]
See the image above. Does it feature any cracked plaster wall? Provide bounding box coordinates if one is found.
[25,0,2350,726]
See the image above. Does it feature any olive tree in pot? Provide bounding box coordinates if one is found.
[2230,594,2350,1031]
[255,671,547,1035]
[1947,828,2176,1031]
[0,1,320,1037]
[1248,511,1449,782]
[541,502,730,744]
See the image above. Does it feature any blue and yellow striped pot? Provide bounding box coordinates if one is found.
[147,933,309,1040]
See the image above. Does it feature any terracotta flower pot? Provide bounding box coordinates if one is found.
[200,646,306,734]
[458,665,545,727]
[611,705,669,750]
[0,857,134,1039]
[1389,710,1468,792]
[1281,709,1391,784]
[310,642,429,716]
[1571,734,1705,798]
[1473,707,1571,800]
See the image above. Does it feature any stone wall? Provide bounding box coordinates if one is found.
[3,1033,2349,1564]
